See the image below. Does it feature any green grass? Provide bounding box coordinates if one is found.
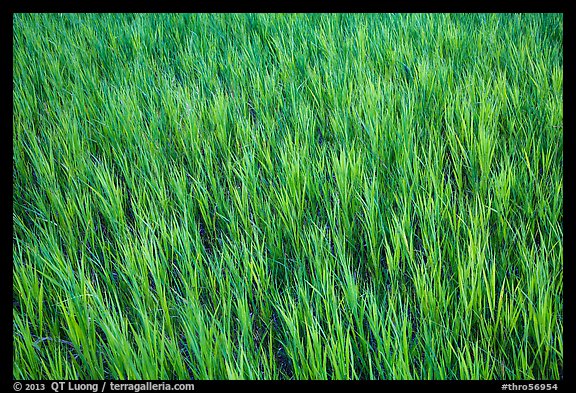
[13,13,563,380]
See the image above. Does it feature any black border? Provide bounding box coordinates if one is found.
[3,2,569,13]
[561,8,571,388]
[6,4,571,391]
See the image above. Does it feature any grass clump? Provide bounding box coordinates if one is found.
[13,13,563,379]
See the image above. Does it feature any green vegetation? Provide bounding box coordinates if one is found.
[13,13,563,379]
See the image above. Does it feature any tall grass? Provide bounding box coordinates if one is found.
[13,13,563,379]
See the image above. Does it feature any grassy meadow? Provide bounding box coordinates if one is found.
[13,13,563,379]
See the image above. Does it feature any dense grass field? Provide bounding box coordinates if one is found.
[13,13,563,380]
